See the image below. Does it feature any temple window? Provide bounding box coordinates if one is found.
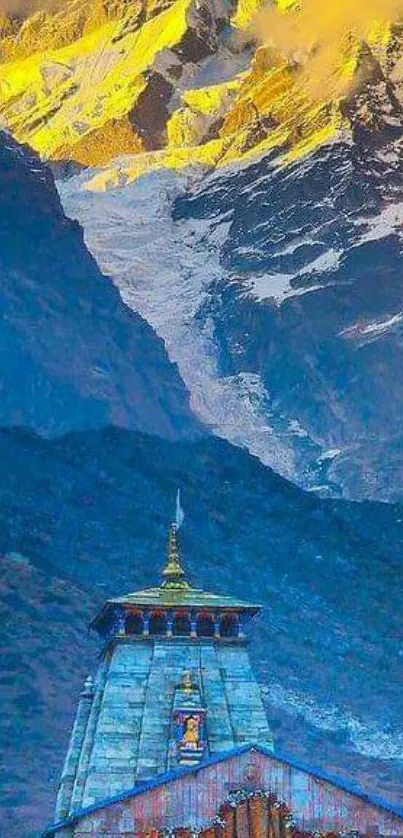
[173,611,191,636]
[149,611,167,635]
[196,613,215,637]
[220,613,239,638]
[126,612,144,635]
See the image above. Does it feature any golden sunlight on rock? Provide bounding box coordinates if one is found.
[0,0,402,182]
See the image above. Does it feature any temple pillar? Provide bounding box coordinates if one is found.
[214,614,221,639]
[54,676,94,821]
[268,803,282,838]
[143,609,150,636]
[167,610,174,637]
[221,802,236,838]
[235,798,250,838]
[112,606,126,637]
[190,610,197,638]
[69,658,109,811]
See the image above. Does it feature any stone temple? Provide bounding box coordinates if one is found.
[44,517,403,838]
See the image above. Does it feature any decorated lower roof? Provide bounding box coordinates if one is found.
[43,743,403,837]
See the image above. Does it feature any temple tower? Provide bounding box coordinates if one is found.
[55,519,274,822]
[46,514,403,838]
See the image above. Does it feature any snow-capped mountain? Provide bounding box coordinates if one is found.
[61,121,403,501]
[173,133,403,501]
[2,0,403,499]
[2,0,403,184]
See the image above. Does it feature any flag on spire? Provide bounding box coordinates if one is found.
[175,489,184,529]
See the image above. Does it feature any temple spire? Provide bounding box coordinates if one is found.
[175,488,184,529]
[161,493,189,588]
[162,522,188,588]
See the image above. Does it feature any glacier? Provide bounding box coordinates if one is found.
[60,134,403,501]
[61,168,304,482]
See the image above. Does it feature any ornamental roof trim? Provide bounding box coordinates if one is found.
[90,586,260,630]
[42,743,403,836]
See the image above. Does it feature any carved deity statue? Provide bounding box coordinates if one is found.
[181,715,200,750]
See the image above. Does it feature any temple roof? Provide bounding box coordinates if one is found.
[105,584,260,611]
[92,518,260,629]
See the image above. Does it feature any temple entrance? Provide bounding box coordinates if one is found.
[146,793,360,837]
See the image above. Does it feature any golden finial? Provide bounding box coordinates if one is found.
[161,522,188,588]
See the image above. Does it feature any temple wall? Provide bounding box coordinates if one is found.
[81,644,153,806]
[217,646,274,750]
[135,640,200,779]
[64,636,273,811]
[70,657,110,811]
[199,645,236,752]
[69,749,403,836]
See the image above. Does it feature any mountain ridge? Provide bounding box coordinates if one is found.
[1,0,403,182]
[0,128,201,438]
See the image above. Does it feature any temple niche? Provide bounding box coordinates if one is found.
[172,671,207,766]
[44,514,403,838]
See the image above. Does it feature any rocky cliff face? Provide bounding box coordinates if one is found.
[0,427,402,838]
[0,130,200,437]
[172,131,403,499]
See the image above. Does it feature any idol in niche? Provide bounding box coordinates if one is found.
[180,715,200,750]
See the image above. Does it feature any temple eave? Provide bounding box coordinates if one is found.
[90,592,261,631]
[107,589,260,610]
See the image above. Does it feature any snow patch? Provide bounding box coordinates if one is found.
[241,248,340,305]
[318,448,342,463]
[244,273,328,305]
[299,248,341,276]
[356,202,403,245]
[341,313,403,344]
[264,682,403,761]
